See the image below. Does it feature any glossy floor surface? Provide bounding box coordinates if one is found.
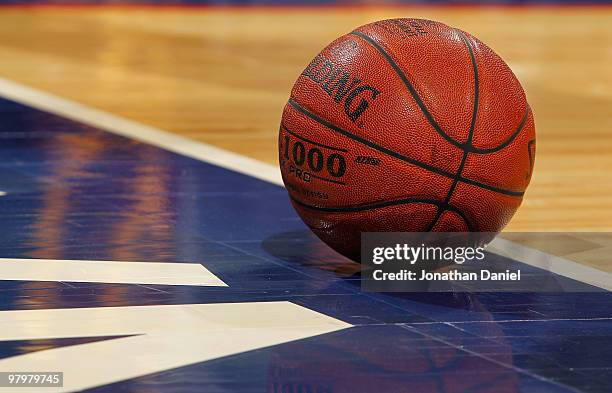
[0,6,609,230]
[0,3,610,393]
[0,94,610,392]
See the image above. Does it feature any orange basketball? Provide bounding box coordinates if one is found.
[279,19,536,262]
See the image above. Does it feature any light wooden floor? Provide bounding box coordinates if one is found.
[0,6,610,231]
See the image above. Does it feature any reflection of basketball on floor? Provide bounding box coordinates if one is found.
[267,306,518,393]
[279,18,536,261]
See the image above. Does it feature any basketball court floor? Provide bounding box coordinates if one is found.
[0,2,610,392]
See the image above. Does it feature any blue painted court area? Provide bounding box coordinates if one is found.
[0,96,611,392]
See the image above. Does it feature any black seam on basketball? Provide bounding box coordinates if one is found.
[350,30,530,155]
[281,123,348,152]
[426,30,479,231]
[527,138,536,178]
[287,98,454,179]
[290,195,475,231]
[308,173,346,185]
[459,177,522,196]
[470,108,530,154]
[428,154,469,231]
[287,98,524,197]
[462,30,480,146]
[350,31,467,149]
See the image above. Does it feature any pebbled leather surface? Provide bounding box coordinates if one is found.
[279,18,536,261]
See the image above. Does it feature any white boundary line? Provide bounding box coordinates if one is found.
[488,237,612,291]
[0,78,283,186]
[0,258,228,287]
[0,78,608,291]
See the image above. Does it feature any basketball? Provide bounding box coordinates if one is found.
[1,1,608,390]
[279,18,536,261]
